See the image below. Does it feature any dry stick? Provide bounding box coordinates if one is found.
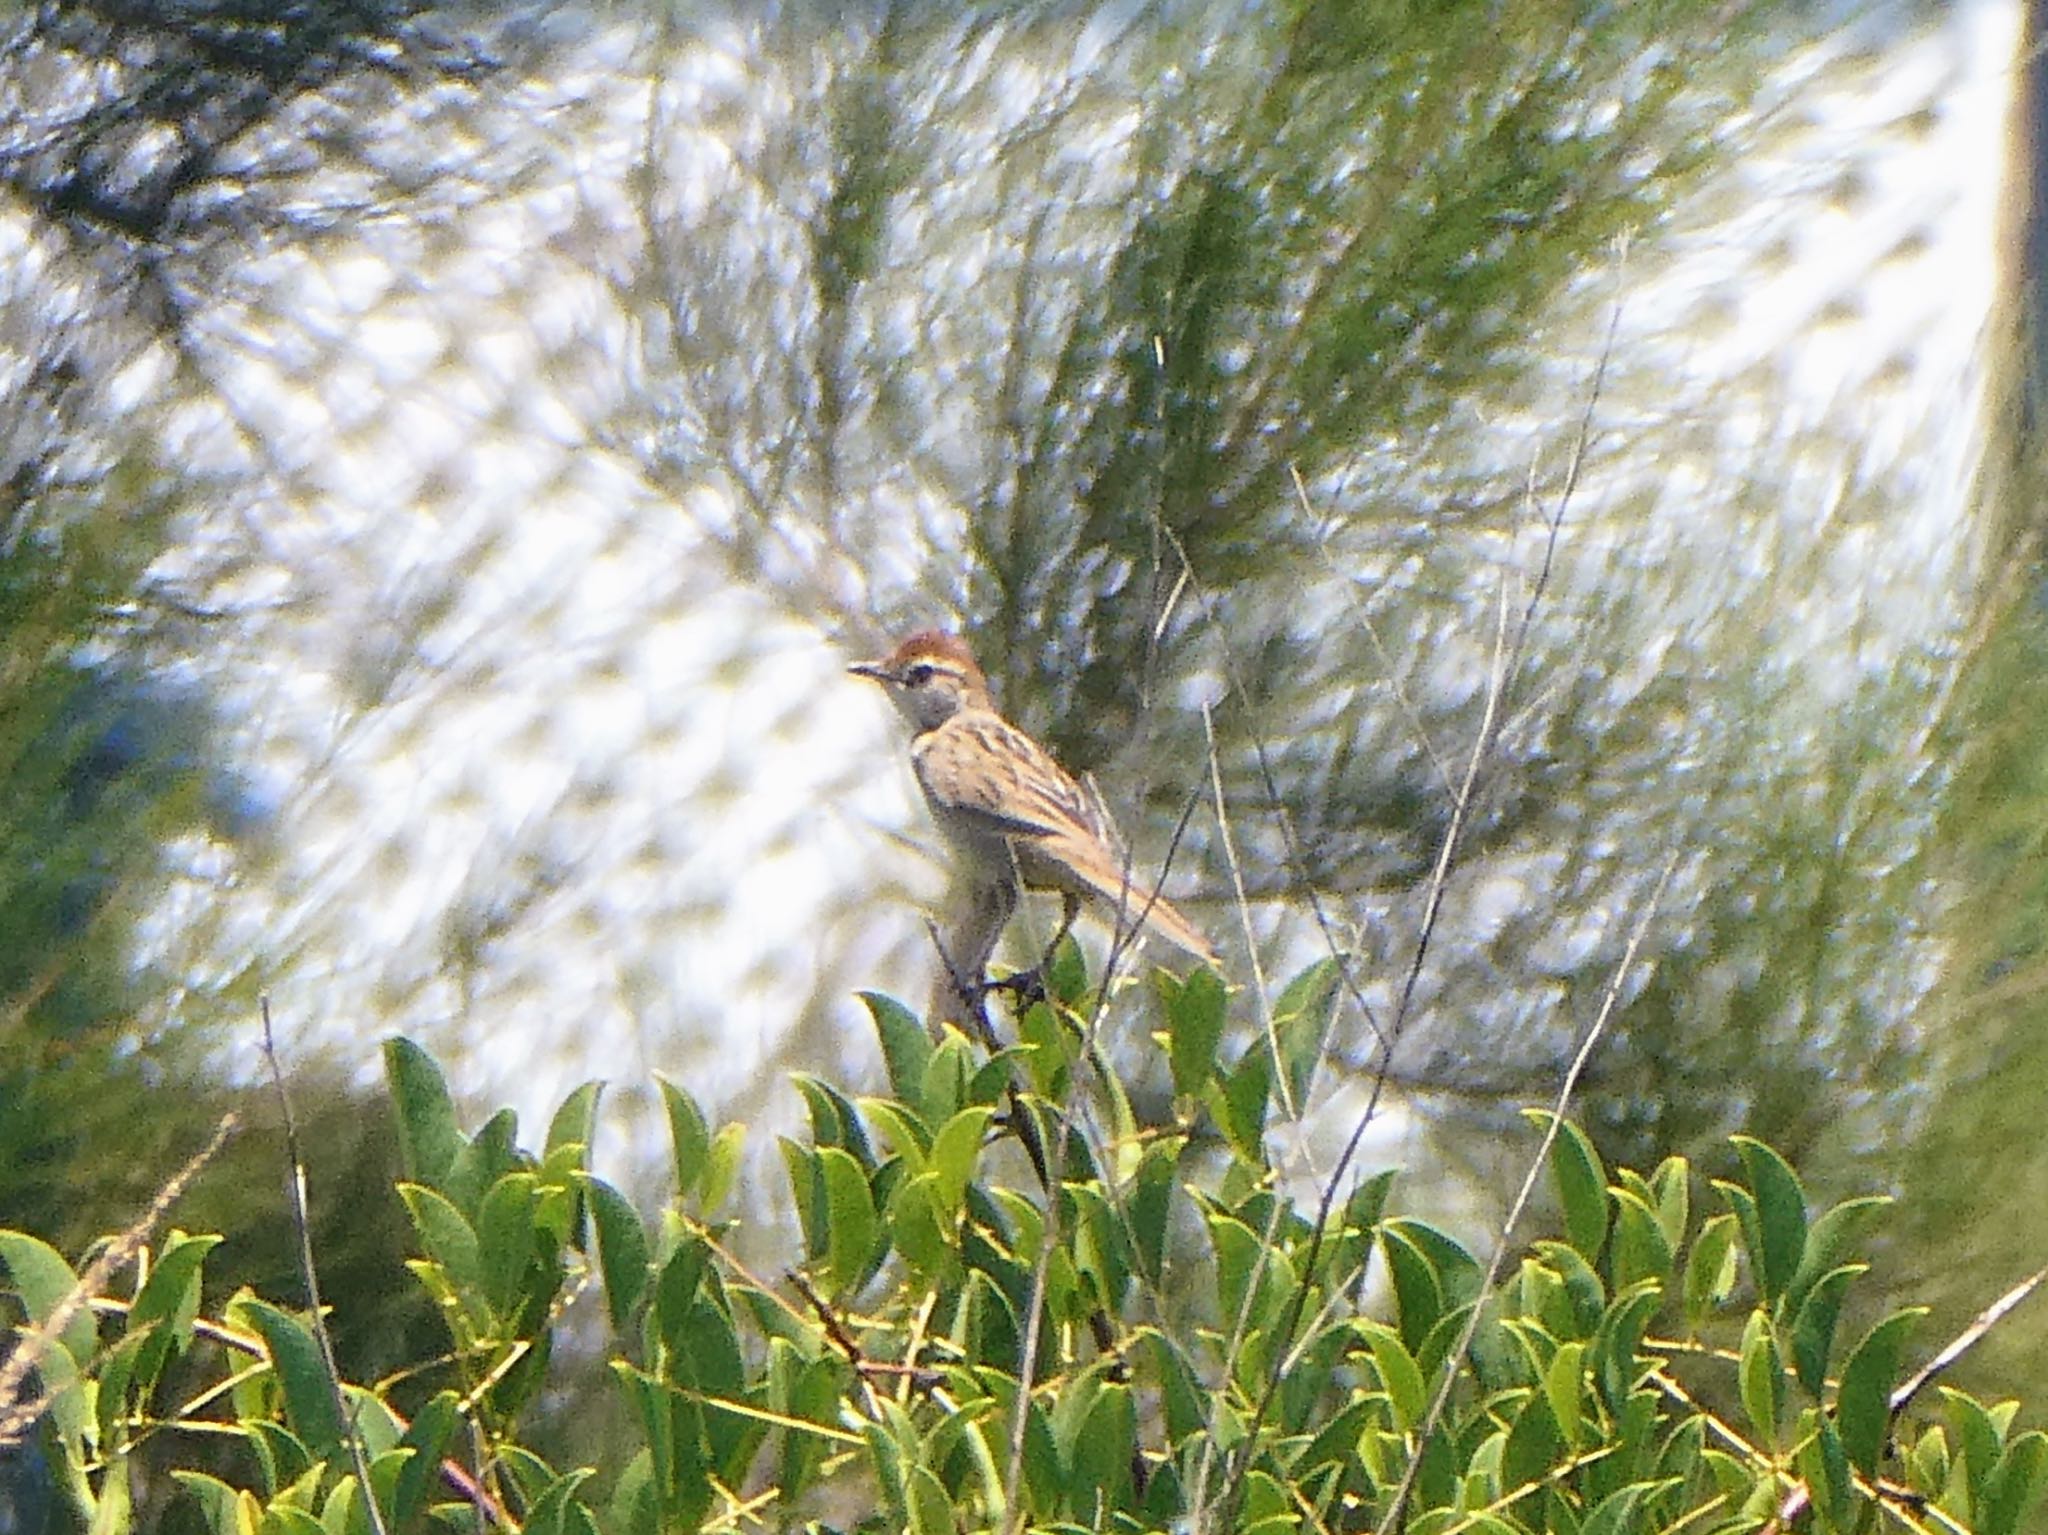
[0,1113,239,1448]
[785,1270,890,1418]
[1891,1264,2048,1417]
[1372,847,1683,1535]
[1151,517,1390,1062]
[1204,701,1295,1128]
[258,996,390,1535]
[1198,577,1521,1532]
[1291,462,1457,802]
[1765,1264,2048,1533]
[1156,509,1408,1529]
[1211,245,1631,1531]
[999,1175,1064,1535]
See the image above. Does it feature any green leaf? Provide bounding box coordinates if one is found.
[95,1324,153,1450]
[1530,1111,1608,1264]
[1904,1421,1950,1499]
[885,1173,960,1284]
[1347,1169,1397,1236]
[126,1230,223,1399]
[929,1106,993,1218]
[1163,965,1228,1099]
[1736,1308,1782,1450]
[905,1463,951,1535]
[1044,932,1089,1008]
[477,1173,543,1304]
[969,1046,1028,1108]
[1137,1328,1207,1444]
[585,1176,651,1330]
[1589,1282,1661,1413]
[127,1231,221,1341]
[383,1037,463,1191]
[701,1122,747,1216]
[862,993,933,1108]
[237,1299,345,1459]
[1271,958,1340,1103]
[1531,1240,1606,1341]
[0,1231,101,1366]
[657,1077,710,1202]
[1582,1481,1678,1535]
[776,1350,850,1503]
[1682,1212,1739,1333]
[1730,1137,1807,1308]
[793,1074,875,1168]
[1838,1308,1925,1479]
[171,1472,246,1535]
[1125,1142,1178,1285]
[780,1138,826,1259]
[444,1108,524,1217]
[1356,1321,1426,1432]
[1501,1389,1563,1493]
[920,1035,973,1126]
[396,1184,484,1300]
[1983,1430,2048,1535]
[1934,1388,1997,1523]
[1209,1212,1287,1343]
[861,1098,932,1168]
[245,1417,313,1497]
[523,1467,598,1535]
[1070,1378,1137,1514]
[1648,1156,1690,1252]
[393,1390,459,1531]
[544,1081,602,1167]
[1081,1184,1144,1308]
[1784,1195,1889,1319]
[1381,1224,1446,1355]
[1788,1264,1863,1397]
[317,1471,358,1535]
[1796,1413,1855,1529]
[1208,1049,1270,1161]
[817,1147,879,1295]
[1545,1341,1585,1451]
[1608,1188,1674,1291]
[653,1235,707,1356]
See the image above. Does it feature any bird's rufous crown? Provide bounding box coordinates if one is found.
[879,629,984,684]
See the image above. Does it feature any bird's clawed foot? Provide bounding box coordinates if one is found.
[982,965,1048,1008]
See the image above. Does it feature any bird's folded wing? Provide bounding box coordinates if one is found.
[912,713,1100,842]
[915,716,1217,966]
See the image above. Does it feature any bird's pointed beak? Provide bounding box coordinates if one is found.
[847,660,888,682]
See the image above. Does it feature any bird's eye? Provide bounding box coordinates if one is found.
[904,663,934,687]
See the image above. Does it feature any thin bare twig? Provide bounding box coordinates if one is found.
[1372,846,1683,1535]
[1892,1265,2048,1417]
[258,996,389,1535]
[1211,240,1633,1535]
[1204,701,1294,1127]
[1765,1265,2048,1533]
[786,1269,891,1418]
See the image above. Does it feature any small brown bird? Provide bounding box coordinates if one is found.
[850,629,1217,1005]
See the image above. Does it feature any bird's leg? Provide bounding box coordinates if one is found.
[988,892,1080,1009]
[924,918,995,1048]
[930,876,1017,1043]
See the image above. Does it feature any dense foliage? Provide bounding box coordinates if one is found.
[3,960,2042,1534]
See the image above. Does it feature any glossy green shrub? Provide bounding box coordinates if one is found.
[1,962,2042,1535]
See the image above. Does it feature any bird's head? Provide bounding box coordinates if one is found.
[849,629,990,731]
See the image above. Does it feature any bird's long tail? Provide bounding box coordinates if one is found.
[1046,833,1219,968]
